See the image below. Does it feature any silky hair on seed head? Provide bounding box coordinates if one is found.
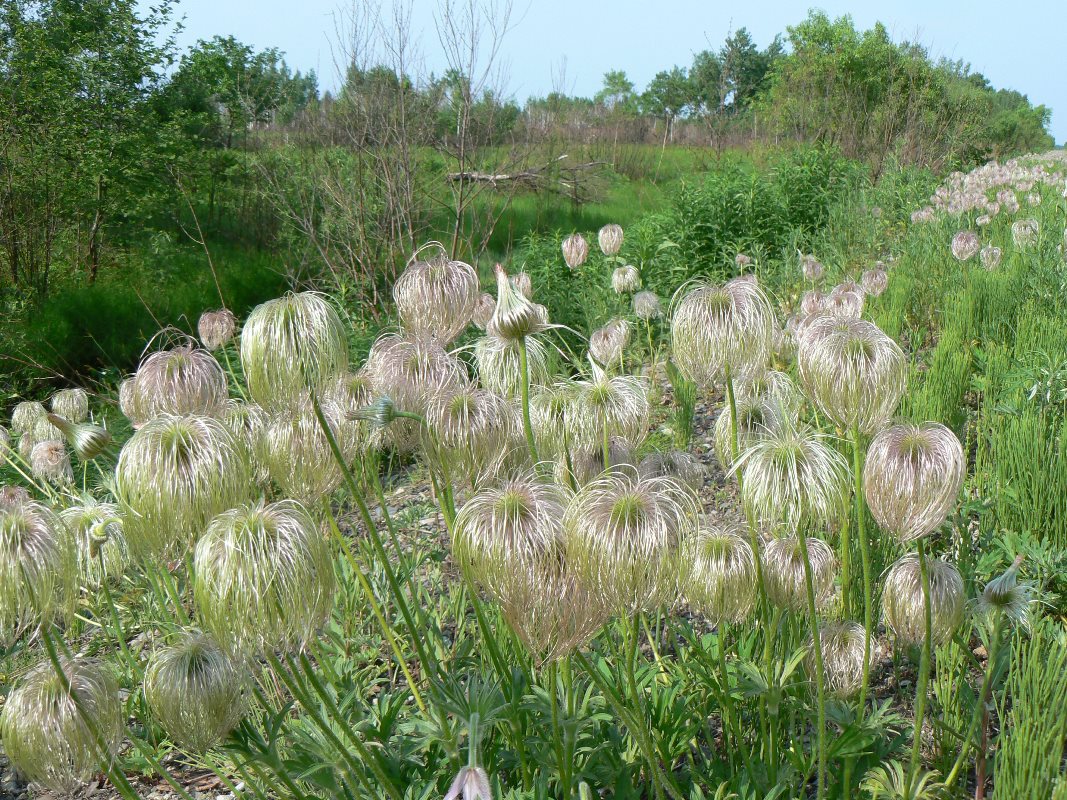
[682,518,757,624]
[811,621,871,699]
[474,334,549,400]
[50,388,89,423]
[598,223,624,256]
[240,292,349,412]
[762,535,837,612]
[130,344,229,422]
[261,397,356,501]
[393,245,480,344]
[30,439,73,485]
[589,319,631,366]
[11,401,46,435]
[612,265,641,294]
[198,309,238,350]
[562,233,589,269]
[60,498,128,589]
[633,290,662,320]
[863,422,964,542]
[882,553,964,646]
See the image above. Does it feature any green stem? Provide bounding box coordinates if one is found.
[909,539,934,788]
[797,533,828,800]
[852,424,873,714]
[518,336,539,463]
[944,614,1005,790]
[96,554,141,680]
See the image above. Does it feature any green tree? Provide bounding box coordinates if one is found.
[642,67,692,141]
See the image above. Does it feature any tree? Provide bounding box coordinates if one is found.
[642,67,692,141]
[596,70,637,114]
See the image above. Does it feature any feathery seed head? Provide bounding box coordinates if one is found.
[612,265,641,294]
[393,247,480,343]
[682,519,757,624]
[144,629,247,752]
[488,264,548,341]
[951,231,979,261]
[115,414,253,559]
[11,401,46,435]
[472,292,497,329]
[861,268,888,297]
[598,223,624,256]
[670,278,775,389]
[261,398,355,500]
[762,535,837,612]
[570,364,649,451]
[562,233,589,269]
[977,555,1033,627]
[633,290,663,320]
[811,621,871,698]
[1011,218,1039,249]
[801,290,826,316]
[30,440,72,485]
[797,316,907,434]
[59,499,127,588]
[980,245,1002,270]
[50,388,89,423]
[474,334,549,400]
[0,657,123,794]
[713,394,790,470]
[735,253,753,268]
[801,255,825,282]
[130,345,229,422]
[882,554,964,646]
[638,449,705,493]
[864,422,964,542]
[589,319,631,366]
[194,499,335,656]
[240,292,349,412]
[426,386,516,484]
[558,437,637,488]
[197,309,238,350]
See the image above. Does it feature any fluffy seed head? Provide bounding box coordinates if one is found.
[864,422,964,542]
[472,292,497,329]
[115,414,253,559]
[811,621,871,698]
[393,248,480,343]
[0,499,76,643]
[762,535,837,612]
[682,519,757,624]
[570,364,649,451]
[220,400,271,486]
[638,449,705,493]
[598,223,624,256]
[735,253,753,268]
[50,388,89,423]
[801,290,826,316]
[565,470,698,612]
[861,268,888,297]
[882,554,964,646]
[11,401,46,435]
[797,316,907,434]
[735,420,848,527]
[30,440,73,484]
[1011,218,1039,249]
[59,499,128,588]
[801,255,824,282]
[980,245,1002,270]
[951,231,979,262]
[558,437,637,488]
[670,278,775,389]
[118,378,137,422]
[198,309,238,350]
[488,264,548,341]
[453,473,607,661]
[474,334,549,400]
[144,629,247,752]
[977,555,1033,628]
[562,233,589,269]
[589,319,631,366]
[130,345,229,423]
[261,398,355,500]
[194,500,335,656]
[0,657,123,794]
[240,292,349,412]
[633,291,662,320]
[612,265,641,294]
[713,394,789,470]
[0,425,9,452]
[426,386,516,485]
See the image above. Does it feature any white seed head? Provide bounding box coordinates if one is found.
[0,657,123,794]
[713,394,790,471]
[762,535,837,612]
[670,278,775,389]
[811,620,871,698]
[474,334,549,400]
[980,245,1002,270]
[565,470,698,613]
[11,401,46,435]
[638,449,705,493]
[861,268,888,297]
[951,231,979,262]
[129,345,229,423]
[589,319,631,366]
[570,364,649,451]
[488,264,548,341]
[240,292,349,412]
[612,265,641,294]
[562,233,589,268]
[633,291,662,320]
[30,440,73,485]
[145,629,247,752]
[558,437,638,488]
[426,386,517,485]
[598,223,624,256]
[59,499,128,589]
[682,518,757,624]
[115,414,254,559]
[50,388,89,423]
[864,422,964,542]
[797,316,907,434]
[1011,218,1039,249]
[801,290,826,317]
[801,255,825,282]
[194,500,335,657]
[472,292,497,329]
[198,309,238,350]
[882,553,964,646]
[393,248,480,343]
[261,398,355,500]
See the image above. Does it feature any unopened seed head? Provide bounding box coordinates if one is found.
[562,233,589,269]
[198,309,238,350]
[598,224,624,256]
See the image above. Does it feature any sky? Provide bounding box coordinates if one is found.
[151,0,1066,144]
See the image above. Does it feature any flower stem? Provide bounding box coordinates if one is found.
[851,423,873,714]
[909,539,934,789]
[944,616,1004,789]
[518,336,539,463]
[797,533,828,800]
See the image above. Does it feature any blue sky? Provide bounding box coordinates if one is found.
[155,0,1065,144]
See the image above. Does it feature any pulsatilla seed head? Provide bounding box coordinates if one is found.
[951,231,979,261]
[11,401,46,435]
[197,309,238,350]
[393,246,480,344]
[977,555,1033,628]
[670,277,775,390]
[861,268,888,297]
[261,397,355,500]
[59,498,127,589]
[472,293,497,329]
[713,393,792,471]
[0,657,123,794]
[598,223,624,256]
[801,254,824,282]
[50,388,89,423]
[559,437,638,488]
[426,385,516,485]
[144,628,247,753]
[980,245,1002,270]
[633,290,662,320]
[194,499,335,657]
[30,439,73,485]
[474,334,549,400]
[612,265,641,294]
[682,518,757,625]
[129,345,229,423]
[638,449,705,493]
[564,469,699,613]
[47,414,111,460]
[588,319,631,366]
[735,419,848,528]
[115,414,254,560]
[797,315,907,434]
[1011,218,1039,249]
[453,473,607,661]
[240,292,349,412]
[762,535,837,613]
[882,553,964,647]
[562,233,589,269]
[864,421,964,542]
[811,621,871,699]
[0,498,77,645]
[488,264,548,341]
[570,362,649,451]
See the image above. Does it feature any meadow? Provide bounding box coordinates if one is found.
[1,148,1066,800]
